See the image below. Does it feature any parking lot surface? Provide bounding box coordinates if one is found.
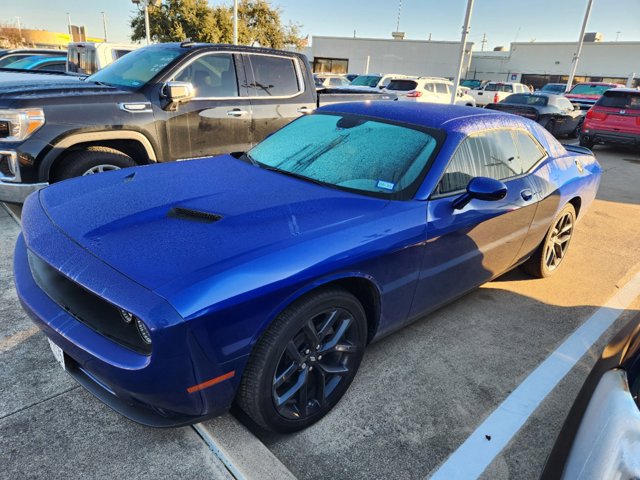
[2,144,640,479]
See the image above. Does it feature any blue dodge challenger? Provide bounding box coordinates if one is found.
[14,102,601,432]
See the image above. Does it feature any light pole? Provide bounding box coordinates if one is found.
[101,12,108,42]
[450,0,475,105]
[15,16,22,41]
[233,0,238,45]
[566,0,594,92]
[132,0,159,44]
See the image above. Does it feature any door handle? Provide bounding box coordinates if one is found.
[521,189,533,201]
[297,106,314,114]
[227,109,248,117]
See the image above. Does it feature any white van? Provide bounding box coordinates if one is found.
[67,42,139,75]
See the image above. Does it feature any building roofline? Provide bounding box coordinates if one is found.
[312,35,473,46]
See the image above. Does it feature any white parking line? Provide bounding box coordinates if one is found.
[428,269,640,480]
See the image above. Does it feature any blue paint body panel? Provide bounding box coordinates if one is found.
[14,102,601,426]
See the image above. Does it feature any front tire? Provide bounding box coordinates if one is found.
[53,146,136,182]
[521,204,576,278]
[237,288,367,432]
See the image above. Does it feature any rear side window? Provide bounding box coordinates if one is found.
[435,83,449,94]
[245,55,301,97]
[386,80,418,91]
[175,53,238,97]
[597,91,640,110]
[514,131,546,172]
[438,130,520,194]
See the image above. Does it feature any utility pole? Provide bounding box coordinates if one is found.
[233,0,238,45]
[101,12,108,42]
[67,12,72,37]
[615,31,621,41]
[450,0,475,105]
[395,0,402,32]
[480,33,487,51]
[566,0,594,92]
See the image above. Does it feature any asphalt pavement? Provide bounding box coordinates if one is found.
[1,143,640,480]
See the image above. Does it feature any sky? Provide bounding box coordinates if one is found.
[4,0,640,50]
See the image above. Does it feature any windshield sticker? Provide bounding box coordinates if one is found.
[377,180,395,191]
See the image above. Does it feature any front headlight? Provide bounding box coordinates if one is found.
[0,109,45,142]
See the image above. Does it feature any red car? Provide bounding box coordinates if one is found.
[565,82,624,110]
[580,88,640,149]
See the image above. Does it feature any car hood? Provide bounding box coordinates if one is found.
[38,155,389,292]
[0,79,131,106]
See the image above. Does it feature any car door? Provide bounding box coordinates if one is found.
[410,129,538,317]
[242,53,315,146]
[434,82,450,103]
[555,97,582,134]
[421,81,440,103]
[163,52,253,160]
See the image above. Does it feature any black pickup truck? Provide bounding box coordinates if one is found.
[0,42,395,203]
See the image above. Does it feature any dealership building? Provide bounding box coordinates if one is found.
[309,35,640,89]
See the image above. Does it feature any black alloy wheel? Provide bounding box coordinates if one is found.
[237,288,367,432]
[521,203,576,278]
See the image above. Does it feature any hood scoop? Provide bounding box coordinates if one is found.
[168,206,223,224]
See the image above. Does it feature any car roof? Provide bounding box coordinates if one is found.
[317,102,521,131]
[602,87,640,94]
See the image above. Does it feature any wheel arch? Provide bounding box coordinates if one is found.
[568,196,582,218]
[257,273,383,349]
[39,131,158,180]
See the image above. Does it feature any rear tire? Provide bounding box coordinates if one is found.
[236,288,367,432]
[521,204,576,278]
[53,146,136,182]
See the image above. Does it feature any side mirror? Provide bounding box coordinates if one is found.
[162,81,195,110]
[452,177,508,210]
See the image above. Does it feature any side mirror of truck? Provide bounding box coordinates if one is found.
[162,81,195,111]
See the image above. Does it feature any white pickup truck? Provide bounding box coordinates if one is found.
[469,81,531,106]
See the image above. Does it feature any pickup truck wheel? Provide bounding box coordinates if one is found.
[236,288,367,432]
[53,146,136,182]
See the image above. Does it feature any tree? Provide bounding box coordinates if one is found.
[130,0,305,49]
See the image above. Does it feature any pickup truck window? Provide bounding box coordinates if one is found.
[485,83,514,93]
[245,54,301,97]
[247,113,439,198]
[174,53,239,98]
[87,46,182,89]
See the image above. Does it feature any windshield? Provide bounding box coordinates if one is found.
[503,94,548,106]
[540,84,565,93]
[569,84,616,95]
[598,91,640,110]
[86,46,182,89]
[350,75,382,87]
[246,113,440,199]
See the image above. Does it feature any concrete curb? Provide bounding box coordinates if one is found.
[194,415,297,480]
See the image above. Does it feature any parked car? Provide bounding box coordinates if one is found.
[313,74,351,89]
[348,73,410,91]
[66,42,139,75]
[538,83,568,95]
[0,42,396,204]
[565,82,624,110]
[2,55,67,72]
[580,88,640,149]
[384,77,476,106]
[485,93,584,138]
[460,79,486,90]
[0,48,65,68]
[14,102,601,432]
[469,81,532,106]
[541,313,640,479]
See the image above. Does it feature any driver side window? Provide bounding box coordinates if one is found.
[174,53,239,98]
[438,130,521,194]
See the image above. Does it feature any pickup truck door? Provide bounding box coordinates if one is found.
[162,52,253,160]
[241,53,315,146]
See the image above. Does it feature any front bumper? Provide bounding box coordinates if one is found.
[562,369,640,479]
[0,149,47,203]
[14,195,243,426]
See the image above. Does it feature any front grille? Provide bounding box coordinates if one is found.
[28,251,151,355]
